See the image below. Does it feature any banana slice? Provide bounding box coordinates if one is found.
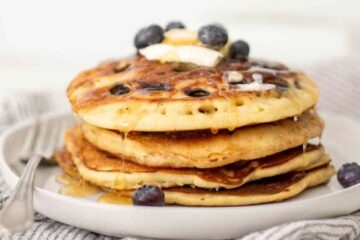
[138,44,174,60]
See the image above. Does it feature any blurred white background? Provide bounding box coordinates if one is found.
[0,0,359,92]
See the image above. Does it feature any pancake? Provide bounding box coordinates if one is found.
[67,55,318,132]
[61,126,330,190]
[114,165,335,206]
[56,148,81,180]
[56,147,335,206]
[83,110,323,168]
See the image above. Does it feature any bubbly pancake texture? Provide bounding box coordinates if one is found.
[108,165,335,206]
[67,55,318,132]
[62,126,330,190]
[83,110,324,168]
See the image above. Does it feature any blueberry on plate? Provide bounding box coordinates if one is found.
[229,40,250,60]
[337,162,360,188]
[134,25,164,49]
[165,21,186,31]
[198,24,228,48]
[132,185,165,206]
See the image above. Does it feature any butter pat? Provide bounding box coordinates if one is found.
[139,44,223,67]
[163,29,199,45]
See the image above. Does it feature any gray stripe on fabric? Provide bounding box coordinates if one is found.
[35,222,55,240]
[29,221,52,240]
[65,227,80,240]
[69,228,83,240]
[299,230,352,239]
[298,234,325,240]
[341,216,360,228]
[97,236,105,240]
[97,234,108,240]
[63,226,81,240]
[70,228,94,240]
[278,223,358,240]
[20,222,43,240]
[256,226,282,240]
[30,221,50,240]
[27,222,44,239]
[48,224,68,240]
[74,231,90,240]
[36,220,58,240]
[54,225,77,240]
[82,231,97,240]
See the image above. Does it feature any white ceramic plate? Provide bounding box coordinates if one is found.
[1,111,360,240]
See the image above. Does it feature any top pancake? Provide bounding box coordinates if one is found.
[67,55,318,132]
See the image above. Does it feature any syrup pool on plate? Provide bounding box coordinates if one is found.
[57,174,132,205]
[56,174,100,197]
[98,192,132,205]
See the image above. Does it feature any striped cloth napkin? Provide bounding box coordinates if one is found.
[0,57,360,240]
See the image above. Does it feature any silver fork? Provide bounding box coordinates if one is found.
[0,117,69,233]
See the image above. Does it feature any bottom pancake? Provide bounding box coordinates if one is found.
[62,126,331,190]
[110,165,335,206]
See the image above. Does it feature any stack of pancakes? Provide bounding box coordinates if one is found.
[56,55,335,206]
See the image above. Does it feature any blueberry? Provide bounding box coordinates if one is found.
[184,88,210,97]
[132,185,165,206]
[337,162,360,188]
[110,84,131,95]
[165,21,185,31]
[198,24,228,48]
[134,25,164,49]
[229,40,250,60]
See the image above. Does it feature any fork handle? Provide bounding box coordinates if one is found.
[0,154,42,233]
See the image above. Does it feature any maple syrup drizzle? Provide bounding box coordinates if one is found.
[117,102,149,168]
[98,192,132,205]
[286,80,310,153]
[57,174,100,197]
[57,174,132,205]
